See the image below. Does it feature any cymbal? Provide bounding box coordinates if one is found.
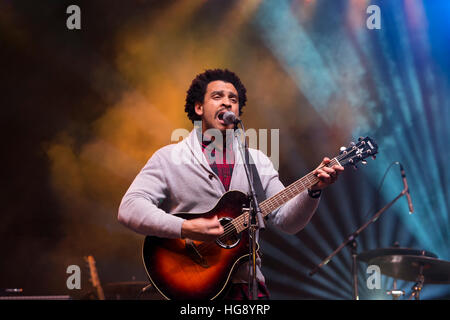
[363,255,450,284]
[358,247,437,263]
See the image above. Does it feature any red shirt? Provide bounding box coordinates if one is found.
[201,139,234,191]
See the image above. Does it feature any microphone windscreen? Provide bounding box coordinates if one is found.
[223,111,238,125]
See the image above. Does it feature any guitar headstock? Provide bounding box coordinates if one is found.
[84,255,100,288]
[338,136,378,169]
[84,255,106,300]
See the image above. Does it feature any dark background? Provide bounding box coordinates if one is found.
[1,0,449,299]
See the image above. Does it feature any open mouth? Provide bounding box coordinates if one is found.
[217,111,226,124]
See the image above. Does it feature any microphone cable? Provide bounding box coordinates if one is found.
[358,161,402,223]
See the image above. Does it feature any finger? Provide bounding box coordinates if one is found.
[315,158,330,172]
[325,169,339,178]
[205,215,221,226]
[206,222,222,232]
[316,168,332,176]
[317,172,331,179]
[208,224,224,235]
[320,158,330,166]
[322,167,335,174]
[332,165,345,172]
[209,216,224,229]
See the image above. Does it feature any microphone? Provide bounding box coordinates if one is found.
[399,163,414,214]
[222,111,240,125]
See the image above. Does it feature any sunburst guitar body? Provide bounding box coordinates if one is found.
[142,191,253,300]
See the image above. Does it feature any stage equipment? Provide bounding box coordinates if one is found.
[359,247,450,300]
[309,158,421,301]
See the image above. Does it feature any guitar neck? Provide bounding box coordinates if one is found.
[260,157,341,215]
[233,157,341,233]
[94,279,105,301]
[85,256,106,300]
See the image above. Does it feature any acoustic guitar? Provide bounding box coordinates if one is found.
[142,137,378,299]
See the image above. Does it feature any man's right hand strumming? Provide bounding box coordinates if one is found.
[181,215,225,242]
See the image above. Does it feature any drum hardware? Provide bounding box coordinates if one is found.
[309,184,410,300]
[386,279,405,300]
[3,288,23,294]
[358,246,450,300]
[408,268,424,300]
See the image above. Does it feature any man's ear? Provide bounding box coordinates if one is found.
[194,102,203,117]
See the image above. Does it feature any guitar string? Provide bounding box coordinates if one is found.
[194,154,355,253]
[214,162,331,240]
[209,156,345,241]
[194,170,326,253]
[197,146,375,253]
[194,155,351,253]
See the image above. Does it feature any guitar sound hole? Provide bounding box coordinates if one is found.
[216,217,240,249]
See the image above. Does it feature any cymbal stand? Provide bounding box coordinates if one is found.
[349,239,359,300]
[386,279,405,300]
[408,264,424,300]
[309,188,408,300]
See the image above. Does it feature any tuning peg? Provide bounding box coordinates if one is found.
[349,141,356,147]
[358,136,364,141]
[362,160,367,165]
[339,146,347,154]
[372,155,376,160]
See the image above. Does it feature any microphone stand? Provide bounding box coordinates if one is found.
[309,185,410,300]
[233,120,265,300]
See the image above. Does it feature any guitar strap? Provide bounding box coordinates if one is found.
[244,147,267,206]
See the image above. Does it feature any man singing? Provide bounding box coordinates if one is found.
[118,69,344,299]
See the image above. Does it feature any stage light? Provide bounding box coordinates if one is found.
[256,0,450,299]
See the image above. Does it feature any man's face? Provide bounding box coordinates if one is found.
[195,80,240,134]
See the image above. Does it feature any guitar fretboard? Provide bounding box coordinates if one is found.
[232,157,341,233]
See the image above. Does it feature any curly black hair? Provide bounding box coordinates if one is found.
[184,69,247,123]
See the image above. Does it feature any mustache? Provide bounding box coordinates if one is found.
[215,108,232,119]
[215,109,226,119]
